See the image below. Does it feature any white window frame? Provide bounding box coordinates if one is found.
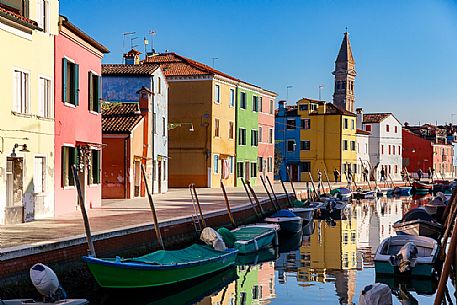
[33,155,46,194]
[36,0,49,32]
[213,154,219,173]
[269,128,274,144]
[214,84,220,104]
[258,126,263,143]
[229,88,235,107]
[13,68,31,115]
[239,128,247,146]
[38,75,53,119]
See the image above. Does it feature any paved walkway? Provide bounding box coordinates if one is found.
[0,180,409,251]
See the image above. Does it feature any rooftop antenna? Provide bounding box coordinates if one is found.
[143,37,149,59]
[122,32,136,62]
[149,30,157,53]
[286,85,293,102]
[212,57,219,68]
[130,37,139,49]
[318,85,324,100]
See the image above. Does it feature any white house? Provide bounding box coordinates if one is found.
[356,129,370,182]
[356,108,403,181]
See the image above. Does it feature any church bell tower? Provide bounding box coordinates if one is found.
[333,32,356,113]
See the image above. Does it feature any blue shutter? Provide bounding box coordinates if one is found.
[74,64,79,106]
[62,58,67,103]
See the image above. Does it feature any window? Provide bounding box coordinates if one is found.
[365,124,371,132]
[153,113,157,134]
[258,157,263,172]
[343,140,348,150]
[237,162,244,178]
[301,161,311,172]
[36,0,48,32]
[230,89,235,107]
[258,127,263,142]
[299,104,308,111]
[351,141,356,151]
[287,140,295,152]
[214,118,220,137]
[287,119,296,129]
[229,156,234,173]
[162,117,166,136]
[90,149,101,184]
[267,157,273,172]
[38,77,52,118]
[300,140,310,150]
[239,128,246,145]
[62,58,79,106]
[34,156,46,193]
[229,121,234,139]
[240,92,246,109]
[269,100,274,114]
[386,124,390,132]
[214,84,220,104]
[61,146,78,187]
[395,126,398,133]
[343,118,349,129]
[251,162,257,177]
[88,72,101,113]
[158,77,161,94]
[252,96,258,112]
[251,130,258,146]
[259,97,263,112]
[351,119,355,130]
[13,70,29,114]
[269,129,273,144]
[310,103,318,111]
[398,146,401,155]
[381,145,384,154]
[301,118,310,129]
[213,155,219,173]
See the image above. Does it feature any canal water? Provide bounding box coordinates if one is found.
[2,196,454,304]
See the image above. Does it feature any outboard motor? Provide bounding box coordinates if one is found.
[391,242,418,273]
[30,263,67,302]
[358,283,392,305]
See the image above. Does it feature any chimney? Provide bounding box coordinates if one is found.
[356,107,363,130]
[137,86,153,114]
[123,48,142,65]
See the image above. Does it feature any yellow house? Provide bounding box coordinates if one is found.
[297,98,357,182]
[0,0,59,224]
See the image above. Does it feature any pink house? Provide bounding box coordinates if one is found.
[258,91,277,181]
[54,16,109,215]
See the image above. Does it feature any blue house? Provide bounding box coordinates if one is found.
[275,101,302,181]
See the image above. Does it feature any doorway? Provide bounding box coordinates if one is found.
[244,161,250,182]
[290,164,299,182]
[5,157,24,224]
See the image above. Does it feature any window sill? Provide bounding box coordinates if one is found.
[63,186,76,190]
[89,110,100,116]
[37,116,54,121]
[64,103,77,108]
[88,183,101,187]
[11,111,32,118]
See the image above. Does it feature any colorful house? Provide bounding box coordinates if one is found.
[356,128,370,182]
[402,124,454,178]
[258,92,276,182]
[298,98,357,182]
[102,60,169,193]
[144,52,276,188]
[275,101,301,181]
[54,16,109,215]
[0,0,59,224]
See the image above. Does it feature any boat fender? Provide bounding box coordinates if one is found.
[200,227,227,251]
[30,263,67,302]
[391,242,418,273]
[358,283,392,305]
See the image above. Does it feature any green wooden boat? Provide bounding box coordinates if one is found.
[218,224,279,254]
[83,244,238,289]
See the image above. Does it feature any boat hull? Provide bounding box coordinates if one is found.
[393,220,443,240]
[83,249,238,289]
[288,207,314,225]
[265,216,303,233]
[232,225,279,254]
[374,261,435,277]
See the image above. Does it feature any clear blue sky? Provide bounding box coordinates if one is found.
[61,0,457,124]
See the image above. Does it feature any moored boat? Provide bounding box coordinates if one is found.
[353,190,376,199]
[374,235,439,277]
[288,207,314,225]
[83,244,238,289]
[265,210,303,233]
[412,181,432,193]
[330,187,352,200]
[1,301,88,305]
[218,224,279,254]
[393,207,443,239]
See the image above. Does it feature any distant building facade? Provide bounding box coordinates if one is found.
[257,92,276,182]
[356,129,370,182]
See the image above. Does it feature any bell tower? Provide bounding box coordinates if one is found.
[332,32,356,113]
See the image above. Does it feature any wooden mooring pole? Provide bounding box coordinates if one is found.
[220,180,236,227]
[323,168,332,193]
[72,165,96,257]
[266,176,281,209]
[246,180,266,217]
[141,164,165,250]
[260,176,280,211]
[191,183,207,228]
[279,177,293,207]
[286,166,297,198]
[241,178,261,220]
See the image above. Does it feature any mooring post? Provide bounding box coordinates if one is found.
[286,166,297,198]
[72,165,96,257]
[279,177,293,207]
[241,178,261,220]
[260,176,279,211]
[266,176,281,209]
[220,180,236,227]
[191,184,207,228]
[141,164,165,250]
[247,180,266,217]
[323,168,332,193]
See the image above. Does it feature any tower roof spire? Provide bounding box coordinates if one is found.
[336,31,355,64]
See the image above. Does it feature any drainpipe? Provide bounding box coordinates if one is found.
[234,84,239,186]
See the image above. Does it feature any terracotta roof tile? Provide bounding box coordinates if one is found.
[309,103,356,117]
[102,103,143,133]
[356,128,371,135]
[363,113,391,123]
[0,3,38,29]
[102,64,159,76]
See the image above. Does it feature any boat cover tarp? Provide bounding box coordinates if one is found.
[403,208,433,222]
[271,209,297,218]
[122,244,225,265]
[217,228,236,248]
[232,226,273,241]
[291,199,306,208]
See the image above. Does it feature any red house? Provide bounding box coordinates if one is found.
[54,16,109,215]
[402,125,454,178]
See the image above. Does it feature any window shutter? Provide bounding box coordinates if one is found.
[38,78,44,116]
[13,71,20,112]
[74,64,79,106]
[61,146,67,187]
[62,58,67,103]
[96,75,101,113]
[88,71,93,111]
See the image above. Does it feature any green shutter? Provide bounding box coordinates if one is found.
[61,146,67,187]
[62,58,67,103]
[88,71,93,111]
[96,75,101,113]
[74,64,79,106]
